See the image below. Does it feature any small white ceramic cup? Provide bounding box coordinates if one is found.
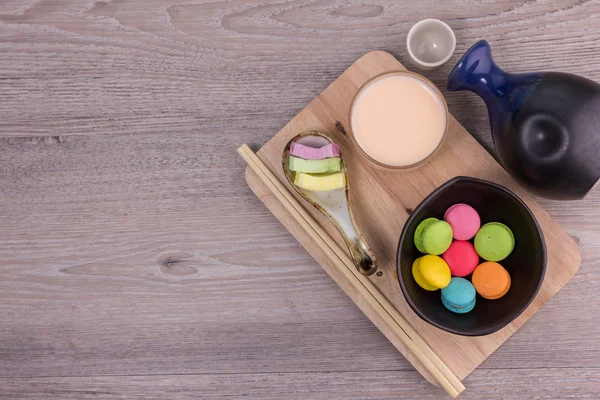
[406,19,456,70]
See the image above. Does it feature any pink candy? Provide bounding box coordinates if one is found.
[290,142,340,160]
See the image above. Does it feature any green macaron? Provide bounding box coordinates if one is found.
[414,218,438,253]
[414,218,453,255]
[474,222,515,261]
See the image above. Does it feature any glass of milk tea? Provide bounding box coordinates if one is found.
[349,71,448,169]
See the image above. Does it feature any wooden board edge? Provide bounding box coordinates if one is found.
[569,236,582,274]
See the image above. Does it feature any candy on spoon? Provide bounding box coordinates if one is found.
[288,156,342,174]
[283,131,376,276]
[293,172,346,192]
[289,142,340,160]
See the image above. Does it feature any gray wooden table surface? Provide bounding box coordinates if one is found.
[1,1,599,399]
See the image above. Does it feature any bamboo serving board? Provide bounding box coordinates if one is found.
[244,51,580,389]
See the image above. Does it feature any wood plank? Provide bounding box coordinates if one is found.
[1,0,600,398]
[2,369,600,399]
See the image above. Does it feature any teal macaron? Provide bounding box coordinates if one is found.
[441,277,476,314]
[474,222,515,261]
[414,218,453,255]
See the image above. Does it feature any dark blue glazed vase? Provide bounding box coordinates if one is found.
[448,40,600,200]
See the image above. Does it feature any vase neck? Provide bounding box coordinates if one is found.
[448,40,543,125]
[447,41,508,101]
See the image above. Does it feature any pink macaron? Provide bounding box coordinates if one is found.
[442,240,479,277]
[444,203,481,240]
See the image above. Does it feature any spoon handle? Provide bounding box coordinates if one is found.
[348,237,377,276]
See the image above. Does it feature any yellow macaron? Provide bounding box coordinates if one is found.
[412,257,437,291]
[412,255,451,290]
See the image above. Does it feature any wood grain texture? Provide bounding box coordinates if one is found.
[2,369,600,399]
[1,0,600,399]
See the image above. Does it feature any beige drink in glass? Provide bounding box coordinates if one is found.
[349,71,448,168]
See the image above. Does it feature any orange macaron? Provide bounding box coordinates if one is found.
[472,262,511,300]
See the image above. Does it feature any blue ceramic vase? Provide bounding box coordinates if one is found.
[448,40,600,200]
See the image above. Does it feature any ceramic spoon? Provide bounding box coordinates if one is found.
[282,131,377,276]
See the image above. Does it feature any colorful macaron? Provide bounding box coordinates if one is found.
[412,255,451,290]
[442,240,479,277]
[289,140,346,192]
[472,262,511,299]
[413,218,453,255]
[412,257,437,291]
[410,205,516,313]
[441,277,476,314]
[444,203,481,240]
[474,222,515,261]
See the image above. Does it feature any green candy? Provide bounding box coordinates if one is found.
[288,156,342,174]
[474,222,515,261]
[414,218,453,255]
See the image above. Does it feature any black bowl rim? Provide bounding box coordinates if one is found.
[396,176,547,336]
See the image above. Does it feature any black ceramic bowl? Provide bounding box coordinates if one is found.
[397,176,546,336]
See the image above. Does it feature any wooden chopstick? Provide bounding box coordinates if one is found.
[237,144,465,398]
